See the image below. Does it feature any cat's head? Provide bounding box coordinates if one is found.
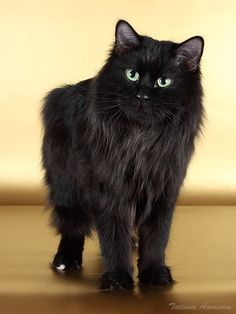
[95,20,204,125]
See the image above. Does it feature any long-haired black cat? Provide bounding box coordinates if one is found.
[41,20,204,290]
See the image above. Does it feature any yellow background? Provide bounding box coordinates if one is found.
[0,0,236,205]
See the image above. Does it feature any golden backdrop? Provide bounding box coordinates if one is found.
[0,0,236,205]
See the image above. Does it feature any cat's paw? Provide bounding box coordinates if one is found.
[51,253,82,272]
[100,271,134,290]
[138,265,174,286]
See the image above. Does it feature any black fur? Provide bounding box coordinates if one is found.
[41,20,204,289]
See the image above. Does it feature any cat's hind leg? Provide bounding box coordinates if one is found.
[51,205,89,272]
[52,233,84,271]
[46,172,92,272]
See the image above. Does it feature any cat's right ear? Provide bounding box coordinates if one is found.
[115,20,140,54]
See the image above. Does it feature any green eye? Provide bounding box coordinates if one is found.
[154,77,173,88]
[125,69,139,82]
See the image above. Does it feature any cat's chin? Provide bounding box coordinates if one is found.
[122,110,157,125]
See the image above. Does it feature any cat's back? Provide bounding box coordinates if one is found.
[42,78,92,133]
[41,78,92,169]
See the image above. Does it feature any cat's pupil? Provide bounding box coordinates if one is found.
[161,77,166,84]
[130,70,136,78]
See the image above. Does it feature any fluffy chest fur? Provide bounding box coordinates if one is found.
[85,118,183,222]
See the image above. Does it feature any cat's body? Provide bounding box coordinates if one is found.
[42,20,204,289]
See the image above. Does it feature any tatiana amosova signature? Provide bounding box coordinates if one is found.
[169,302,232,311]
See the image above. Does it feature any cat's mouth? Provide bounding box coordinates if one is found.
[119,99,156,118]
[96,98,158,123]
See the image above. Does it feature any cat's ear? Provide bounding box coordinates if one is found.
[115,20,140,54]
[176,36,204,71]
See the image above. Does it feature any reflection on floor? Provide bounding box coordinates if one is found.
[0,206,235,313]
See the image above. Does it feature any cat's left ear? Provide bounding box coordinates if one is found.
[176,36,204,71]
[115,20,140,54]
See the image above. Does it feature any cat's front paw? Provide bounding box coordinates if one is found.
[100,271,134,290]
[51,253,82,272]
[138,265,174,286]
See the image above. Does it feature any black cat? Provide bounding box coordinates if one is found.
[41,20,204,290]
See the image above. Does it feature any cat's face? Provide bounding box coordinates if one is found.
[96,20,204,124]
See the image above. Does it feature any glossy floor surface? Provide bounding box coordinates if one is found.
[0,206,235,313]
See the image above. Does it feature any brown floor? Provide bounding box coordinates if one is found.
[0,205,235,314]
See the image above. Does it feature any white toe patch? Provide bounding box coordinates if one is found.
[56,264,66,270]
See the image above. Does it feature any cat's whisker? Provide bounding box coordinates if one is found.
[97,105,119,110]
[166,110,183,123]
[96,100,119,103]
[113,110,124,124]
[165,112,178,130]
[97,105,119,112]
[86,91,125,98]
[109,109,123,123]
[96,96,126,104]
[164,103,186,111]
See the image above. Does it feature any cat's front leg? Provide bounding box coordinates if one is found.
[138,194,176,286]
[96,213,134,290]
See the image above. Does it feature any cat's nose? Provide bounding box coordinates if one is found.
[135,87,151,101]
[136,93,150,100]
